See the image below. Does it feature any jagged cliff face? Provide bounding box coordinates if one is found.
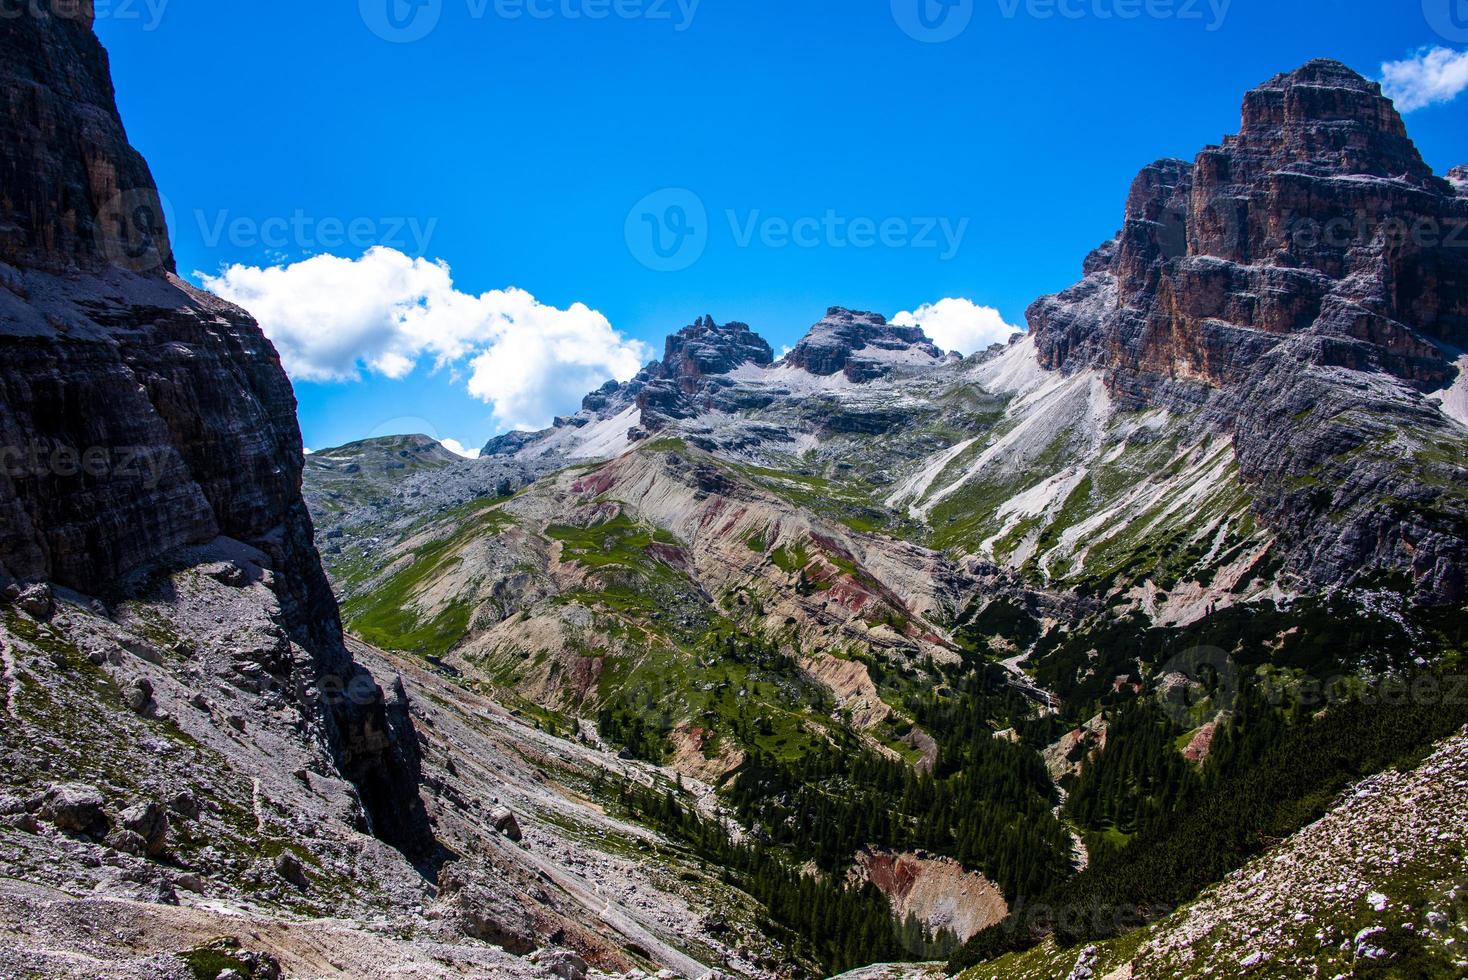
[0,10,427,855]
[1032,60,1465,390]
[1027,59,1468,601]
[0,3,172,275]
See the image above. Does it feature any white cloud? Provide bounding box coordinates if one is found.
[438,438,481,460]
[891,297,1022,356]
[199,247,649,432]
[1382,47,1468,113]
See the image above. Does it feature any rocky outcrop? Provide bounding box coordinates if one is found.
[785,307,946,382]
[634,315,775,426]
[0,11,430,857]
[0,4,172,276]
[1026,60,1468,601]
[662,314,774,380]
[856,851,1008,943]
[483,315,778,455]
[1449,165,1468,195]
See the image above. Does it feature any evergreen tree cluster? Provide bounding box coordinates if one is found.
[949,671,1468,972]
[726,725,1071,902]
[611,777,952,975]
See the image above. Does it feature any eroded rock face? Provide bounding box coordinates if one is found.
[0,3,173,276]
[635,315,776,425]
[784,307,946,382]
[663,315,775,380]
[1027,60,1468,601]
[0,11,431,857]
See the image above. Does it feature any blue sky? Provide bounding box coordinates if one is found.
[97,0,1468,453]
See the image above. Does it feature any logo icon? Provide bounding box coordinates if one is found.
[892,0,974,43]
[360,0,442,43]
[95,189,174,274]
[625,189,708,272]
[1424,0,1468,42]
[1155,646,1240,728]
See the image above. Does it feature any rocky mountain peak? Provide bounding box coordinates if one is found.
[784,307,945,382]
[1027,57,1468,602]
[660,314,775,381]
[1450,165,1468,195]
[1234,58,1430,183]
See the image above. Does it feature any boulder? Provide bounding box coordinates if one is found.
[119,801,169,856]
[531,949,587,980]
[106,829,149,856]
[41,783,108,836]
[274,851,310,889]
[16,584,53,619]
[4,813,40,834]
[124,678,156,716]
[489,805,523,842]
[168,790,200,820]
[431,862,538,953]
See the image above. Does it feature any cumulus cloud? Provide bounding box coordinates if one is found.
[438,438,481,460]
[1382,47,1468,113]
[891,297,1022,356]
[199,247,649,432]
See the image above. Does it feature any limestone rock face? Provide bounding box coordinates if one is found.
[0,11,430,855]
[1027,60,1468,601]
[662,314,775,380]
[0,4,173,276]
[784,307,946,382]
[635,315,776,425]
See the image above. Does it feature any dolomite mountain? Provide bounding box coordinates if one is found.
[307,58,1468,978]
[1029,59,1468,601]
[3,13,1468,980]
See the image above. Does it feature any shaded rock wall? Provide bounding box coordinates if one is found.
[0,8,431,857]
